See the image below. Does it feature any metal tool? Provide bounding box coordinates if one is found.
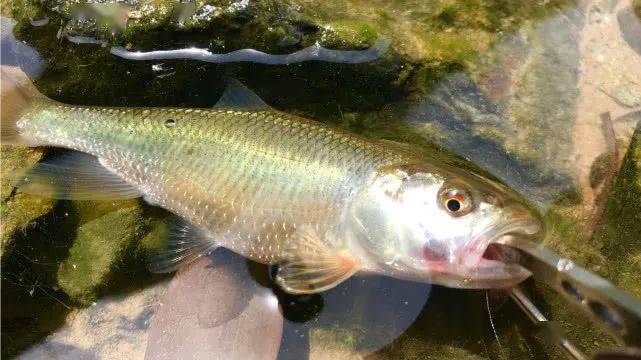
[491,235,641,360]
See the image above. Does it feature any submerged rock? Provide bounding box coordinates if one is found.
[619,4,641,55]
[0,147,54,254]
[16,277,168,360]
[4,0,574,114]
[56,204,148,305]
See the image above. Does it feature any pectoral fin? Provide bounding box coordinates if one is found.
[12,152,142,200]
[147,216,219,273]
[275,227,358,294]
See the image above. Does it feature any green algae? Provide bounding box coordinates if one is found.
[0,147,54,254]
[541,208,607,273]
[4,0,47,22]
[1,147,44,200]
[4,0,575,113]
[535,124,641,299]
[492,126,641,357]
[0,192,53,252]
[590,124,641,298]
[373,287,558,359]
[589,152,615,189]
[634,0,641,19]
[310,326,366,355]
[1,200,77,358]
[1,200,165,357]
[57,205,149,305]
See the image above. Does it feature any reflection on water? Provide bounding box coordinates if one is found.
[2,0,641,359]
[145,251,283,360]
[15,249,430,359]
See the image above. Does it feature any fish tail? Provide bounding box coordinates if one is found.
[1,65,48,146]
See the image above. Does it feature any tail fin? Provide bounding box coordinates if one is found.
[1,65,45,145]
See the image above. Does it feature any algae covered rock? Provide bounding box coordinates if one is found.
[496,122,641,357]
[591,123,641,298]
[18,276,168,359]
[1,197,163,357]
[0,147,54,254]
[57,204,149,305]
[4,0,574,117]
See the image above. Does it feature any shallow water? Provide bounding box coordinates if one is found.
[1,0,641,359]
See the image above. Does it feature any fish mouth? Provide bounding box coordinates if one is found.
[423,216,541,289]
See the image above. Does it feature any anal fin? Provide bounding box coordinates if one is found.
[147,216,219,273]
[275,227,358,294]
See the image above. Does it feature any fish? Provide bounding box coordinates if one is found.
[1,66,541,294]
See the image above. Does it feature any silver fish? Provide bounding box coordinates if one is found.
[1,66,540,294]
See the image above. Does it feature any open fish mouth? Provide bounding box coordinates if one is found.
[423,217,542,289]
[463,218,541,288]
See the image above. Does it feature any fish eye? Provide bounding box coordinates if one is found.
[446,198,461,212]
[439,185,473,217]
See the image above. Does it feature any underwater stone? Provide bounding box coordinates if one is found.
[57,205,145,305]
[598,73,641,108]
[17,279,168,359]
[500,5,584,202]
[0,146,54,254]
[619,5,641,55]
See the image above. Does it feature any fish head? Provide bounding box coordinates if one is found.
[347,163,541,288]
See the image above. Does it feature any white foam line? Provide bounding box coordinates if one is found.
[109,37,390,64]
[66,35,107,46]
[30,17,49,27]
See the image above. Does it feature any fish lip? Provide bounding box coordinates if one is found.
[465,215,542,262]
[421,233,535,289]
[427,216,541,288]
[423,260,532,289]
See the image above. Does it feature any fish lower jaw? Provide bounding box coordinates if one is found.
[420,256,531,289]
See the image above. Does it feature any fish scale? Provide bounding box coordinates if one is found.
[20,100,406,263]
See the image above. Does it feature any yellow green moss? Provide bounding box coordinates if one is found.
[0,147,54,254]
[591,125,641,298]
[57,205,145,305]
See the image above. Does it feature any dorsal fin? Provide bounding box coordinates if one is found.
[213,78,270,110]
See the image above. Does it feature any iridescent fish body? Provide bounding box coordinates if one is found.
[1,66,541,294]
